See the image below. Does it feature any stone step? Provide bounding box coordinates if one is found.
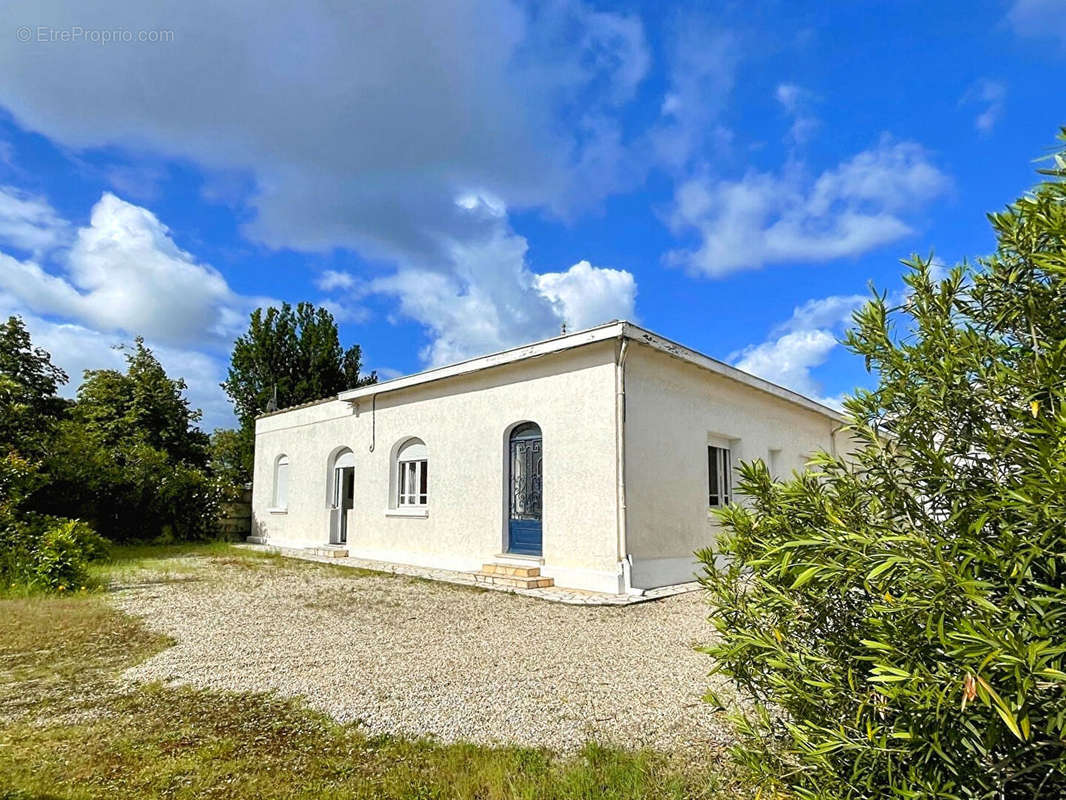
[246,535,268,545]
[473,571,554,589]
[304,546,349,558]
[480,563,541,578]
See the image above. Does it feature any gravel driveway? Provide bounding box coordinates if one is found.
[112,555,733,752]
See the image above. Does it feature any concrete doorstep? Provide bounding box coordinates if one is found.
[237,542,699,606]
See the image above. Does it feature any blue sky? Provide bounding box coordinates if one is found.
[0,0,1062,430]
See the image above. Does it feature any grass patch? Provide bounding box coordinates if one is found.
[88,542,283,588]
[1,683,732,799]
[0,594,170,720]
[0,547,740,798]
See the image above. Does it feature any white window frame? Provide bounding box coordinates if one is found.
[708,445,731,508]
[272,455,290,510]
[395,439,428,507]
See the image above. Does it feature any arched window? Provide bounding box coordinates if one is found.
[396,438,428,506]
[273,455,290,509]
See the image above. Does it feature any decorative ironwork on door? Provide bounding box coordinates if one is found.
[508,422,543,556]
[510,436,542,520]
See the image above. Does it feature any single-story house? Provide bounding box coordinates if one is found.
[250,321,846,595]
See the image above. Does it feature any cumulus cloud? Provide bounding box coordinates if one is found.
[0,191,278,429]
[535,260,637,331]
[666,136,951,277]
[0,192,254,347]
[0,0,652,361]
[774,293,868,335]
[960,79,1007,134]
[733,329,839,400]
[0,0,647,256]
[0,185,70,254]
[731,293,867,408]
[370,198,636,365]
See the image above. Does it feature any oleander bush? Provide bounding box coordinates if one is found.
[699,132,1066,798]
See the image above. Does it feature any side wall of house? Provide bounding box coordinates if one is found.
[623,344,842,589]
[251,341,624,592]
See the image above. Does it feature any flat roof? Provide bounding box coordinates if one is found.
[331,320,845,423]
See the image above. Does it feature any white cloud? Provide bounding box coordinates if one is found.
[0,192,254,347]
[371,197,637,366]
[733,329,839,399]
[773,293,868,335]
[775,83,819,146]
[0,0,654,363]
[666,136,951,277]
[0,191,278,430]
[651,19,738,171]
[535,260,637,330]
[318,299,371,325]
[731,293,867,408]
[0,185,69,254]
[315,270,359,292]
[0,0,648,261]
[960,79,1006,134]
[1007,0,1066,45]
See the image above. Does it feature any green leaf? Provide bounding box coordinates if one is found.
[790,566,822,589]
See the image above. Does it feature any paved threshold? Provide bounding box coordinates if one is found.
[236,543,699,606]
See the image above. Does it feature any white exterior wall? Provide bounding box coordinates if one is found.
[622,344,842,589]
[252,341,625,592]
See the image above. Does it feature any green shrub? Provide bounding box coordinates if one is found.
[1,450,110,593]
[700,135,1066,797]
[32,519,108,591]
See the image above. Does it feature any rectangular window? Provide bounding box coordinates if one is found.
[708,446,731,507]
[398,459,428,506]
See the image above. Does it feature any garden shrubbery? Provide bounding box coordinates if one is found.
[0,453,108,592]
[0,321,235,593]
[700,133,1066,797]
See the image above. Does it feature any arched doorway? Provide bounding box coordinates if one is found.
[507,422,542,555]
[329,449,355,544]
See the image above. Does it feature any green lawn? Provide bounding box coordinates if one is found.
[0,544,740,799]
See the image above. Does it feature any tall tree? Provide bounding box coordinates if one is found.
[75,338,208,466]
[0,316,68,458]
[699,132,1066,798]
[222,302,377,478]
[42,339,218,541]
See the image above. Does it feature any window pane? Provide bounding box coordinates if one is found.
[721,448,731,504]
[275,463,289,507]
[419,460,428,504]
[708,446,719,506]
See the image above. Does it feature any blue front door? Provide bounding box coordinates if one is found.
[508,423,542,556]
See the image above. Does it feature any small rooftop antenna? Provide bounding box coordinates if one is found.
[265,384,278,413]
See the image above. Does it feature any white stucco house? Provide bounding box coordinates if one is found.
[250,321,846,595]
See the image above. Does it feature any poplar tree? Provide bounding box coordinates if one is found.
[222,302,376,479]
